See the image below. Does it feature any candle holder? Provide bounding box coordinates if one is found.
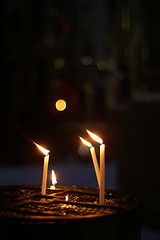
[0,185,141,240]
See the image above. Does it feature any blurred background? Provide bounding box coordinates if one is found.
[1,0,160,238]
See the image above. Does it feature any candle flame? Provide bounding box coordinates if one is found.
[79,137,92,148]
[86,130,103,144]
[52,170,57,186]
[65,195,69,201]
[33,142,50,155]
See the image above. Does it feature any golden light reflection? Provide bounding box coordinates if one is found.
[55,99,66,111]
[86,130,103,144]
[33,142,50,155]
[79,137,92,148]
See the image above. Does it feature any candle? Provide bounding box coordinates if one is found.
[90,147,100,187]
[80,137,100,186]
[65,195,69,201]
[33,142,50,195]
[42,153,49,195]
[86,130,103,145]
[86,130,105,204]
[100,143,105,204]
[50,170,57,189]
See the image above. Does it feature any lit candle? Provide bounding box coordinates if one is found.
[86,130,105,204]
[100,143,105,204]
[33,142,50,195]
[79,137,100,187]
[90,147,100,187]
[50,170,57,189]
[42,153,49,195]
[65,195,69,201]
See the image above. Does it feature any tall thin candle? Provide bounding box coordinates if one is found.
[41,153,49,195]
[33,142,50,195]
[86,130,105,204]
[100,143,105,204]
[90,146,100,187]
[80,137,100,186]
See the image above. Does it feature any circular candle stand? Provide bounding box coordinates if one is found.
[0,185,141,240]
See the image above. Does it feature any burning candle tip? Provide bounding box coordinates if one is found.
[86,130,103,145]
[79,137,92,148]
[33,141,50,156]
[65,195,69,201]
[51,170,57,187]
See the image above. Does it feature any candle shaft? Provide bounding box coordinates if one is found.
[99,144,105,204]
[41,154,49,195]
[90,147,100,187]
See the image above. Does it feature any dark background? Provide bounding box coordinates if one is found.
[1,0,160,235]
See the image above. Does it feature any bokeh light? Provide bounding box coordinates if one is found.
[54,58,65,70]
[55,99,66,111]
[82,56,93,65]
[78,145,89,157]
[44,35,55,47]
[97,60,108,71]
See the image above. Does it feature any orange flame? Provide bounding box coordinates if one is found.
[86,130,103,144]
[52,170,57,186]
[65,195,69,201]
[33,142,50,155]
[79,137,92,148]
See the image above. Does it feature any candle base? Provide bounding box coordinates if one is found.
[0,185,141,240]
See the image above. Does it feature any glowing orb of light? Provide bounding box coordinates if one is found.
[55,99,66,111]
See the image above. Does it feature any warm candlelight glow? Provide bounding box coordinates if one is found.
[79,137,92,148]
[65,195,69,201]
[52,170,57,186]
[55,99,66,111]
[33,142,50,156]
[86,129,105,205]
[33,141,50,196]
[86,130,103,144]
